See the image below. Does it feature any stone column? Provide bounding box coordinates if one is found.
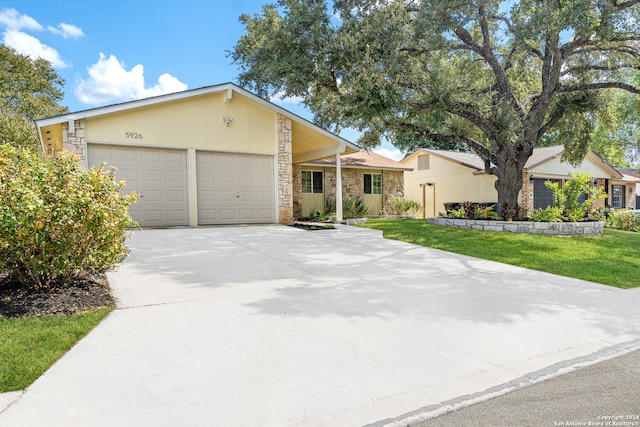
[521,170,533,216]
[62,120,88,168]
[277,115,294,224]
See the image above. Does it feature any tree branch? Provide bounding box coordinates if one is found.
[557,82,640,94]
[561,64,640,76]
[611,0,640,10]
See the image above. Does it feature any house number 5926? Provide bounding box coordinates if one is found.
[125,132,143,139]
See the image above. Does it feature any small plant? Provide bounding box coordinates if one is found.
[0,145,138,289]
[499,202,521,221]
[342,197,370,219]
[474,204,499,220]
[463,201,475,220]
[529,206,564,222]
[449,207,465,219]
[386,197,422,216]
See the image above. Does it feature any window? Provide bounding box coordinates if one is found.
[612,185,626,208]
[302,170,323,194]
[417,154,430,170]
[364,173,382,195]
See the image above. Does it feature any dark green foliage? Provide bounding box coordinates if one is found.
[231,0,640,212]
[0,145,138,289]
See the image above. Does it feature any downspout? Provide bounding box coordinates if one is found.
[421,183,426,219]
[336,147,343,222]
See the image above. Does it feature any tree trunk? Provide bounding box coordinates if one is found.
[494,146,525,220]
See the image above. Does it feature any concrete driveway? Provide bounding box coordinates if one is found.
[1,225,639,426]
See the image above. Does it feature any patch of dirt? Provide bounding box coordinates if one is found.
[0,271,115,319]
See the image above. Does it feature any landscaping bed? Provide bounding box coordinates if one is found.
[0,271,115,319]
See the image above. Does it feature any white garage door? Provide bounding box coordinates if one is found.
[197,151,275,225]
[88,144,189,227]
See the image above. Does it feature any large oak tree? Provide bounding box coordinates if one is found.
[231,0,640,218]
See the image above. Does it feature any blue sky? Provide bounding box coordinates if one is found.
[0,1,402,159]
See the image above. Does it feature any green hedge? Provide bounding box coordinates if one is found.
[0,145,138,289]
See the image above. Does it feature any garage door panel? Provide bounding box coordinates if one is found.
[220,210,237,220]
[143,170,162,181]
[88,144,188,227]
[257,192,272,202]
[142,150,161,162]
[197,151,275,225]
[117,148,138,161]
[238,173,254,184]
[118,168,138,181]
[167,191,186,202]
[239,209,256,220]
[219,172,235,183]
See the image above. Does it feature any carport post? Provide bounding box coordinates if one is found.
[336,149,343,222]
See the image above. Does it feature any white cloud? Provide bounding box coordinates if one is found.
[373,147,405,161]
[47,23,85,39]
[2,29,69,68]
[269,91,305,104]
[0,8,84,69]
[75,53,188,105]
[0,8,42,31]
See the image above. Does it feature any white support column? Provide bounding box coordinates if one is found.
[336,149,343,222]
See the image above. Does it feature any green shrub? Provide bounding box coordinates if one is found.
[542,172,606,222]
[0,145,138,289]
[320,197,370,220]
[529,206,564,222]
[605,210,640,232]
[342,197,370,219]
[386,197,422,215]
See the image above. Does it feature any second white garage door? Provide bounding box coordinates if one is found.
[197,152,275,225]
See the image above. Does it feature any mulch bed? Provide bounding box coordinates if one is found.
[0,271,115,319]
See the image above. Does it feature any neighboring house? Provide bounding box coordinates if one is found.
[617,168,640,209]
[402,145,637,218]
[35,83,360,227]
[294,149,412,218]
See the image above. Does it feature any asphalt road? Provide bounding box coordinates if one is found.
[414,350,640,427]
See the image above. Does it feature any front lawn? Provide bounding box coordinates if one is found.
[357,219,640,289]
[0,308,113,393]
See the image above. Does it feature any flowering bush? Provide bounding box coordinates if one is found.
[0,145,138,289]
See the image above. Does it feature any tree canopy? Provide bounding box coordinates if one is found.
[231,0,640,217]
[0,45,67,151]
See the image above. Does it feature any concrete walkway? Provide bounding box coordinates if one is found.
[1,225,639,426]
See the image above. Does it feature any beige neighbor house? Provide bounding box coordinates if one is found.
[35,83,361,227]
[295,149,412,218]
[402,145,639,218]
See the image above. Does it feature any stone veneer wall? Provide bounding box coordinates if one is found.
[428,217,604,236]
[323,168,405,214]
[382,170,405,211]
[61,120,88,166]
[277,115,294,224]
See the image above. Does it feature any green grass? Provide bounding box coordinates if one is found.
[358,219,640,289]
[0,308,113,393]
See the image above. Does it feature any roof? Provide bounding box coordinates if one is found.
[523,145,565,168]
[617,167,640,178]
[405,145,622,178]
[35,82,360,155]
[303,149,413,171]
